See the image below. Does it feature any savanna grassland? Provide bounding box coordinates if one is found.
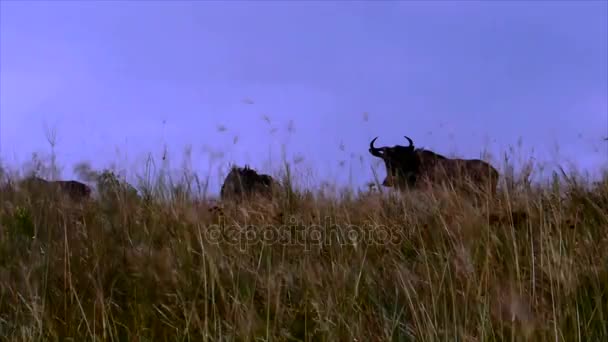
[0,152,607,342]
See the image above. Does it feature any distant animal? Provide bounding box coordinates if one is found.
[19,176,92,201]
[369,136,499,195]
[220,165,277,201]
[96,170,141,201]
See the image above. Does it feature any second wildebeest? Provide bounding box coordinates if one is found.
[20,176,92,201]
[220,165,277,201]
[369,136,499,195]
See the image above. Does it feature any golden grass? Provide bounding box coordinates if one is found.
[0,158,607,341]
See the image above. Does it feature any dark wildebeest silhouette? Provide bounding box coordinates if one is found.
[220,165,277,201]
[20,176,92,201]
[369,136,499,195]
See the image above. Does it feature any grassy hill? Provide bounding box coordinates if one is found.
[0,159,607,341]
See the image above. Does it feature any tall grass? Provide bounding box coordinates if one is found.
[0,150,607,341]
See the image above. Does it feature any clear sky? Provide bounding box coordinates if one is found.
[1,1,607,193]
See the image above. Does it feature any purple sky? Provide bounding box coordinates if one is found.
[1,1,607,192]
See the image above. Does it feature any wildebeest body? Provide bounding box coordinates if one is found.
[369,136,499,195]
[220,165,276,201]
[20,176,92,201]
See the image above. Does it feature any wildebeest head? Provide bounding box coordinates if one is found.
[369,136,422,188]
[20,176,92,201]
[369,136,499,195]
[220,165,276,201]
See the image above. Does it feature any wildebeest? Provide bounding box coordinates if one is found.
[19,176,92,201]
[369,136,499,195]
[220,165,277,201]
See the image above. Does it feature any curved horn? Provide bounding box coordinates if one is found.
[404,136,413,148]
[370,137,379,151]
[369,136,384,157]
